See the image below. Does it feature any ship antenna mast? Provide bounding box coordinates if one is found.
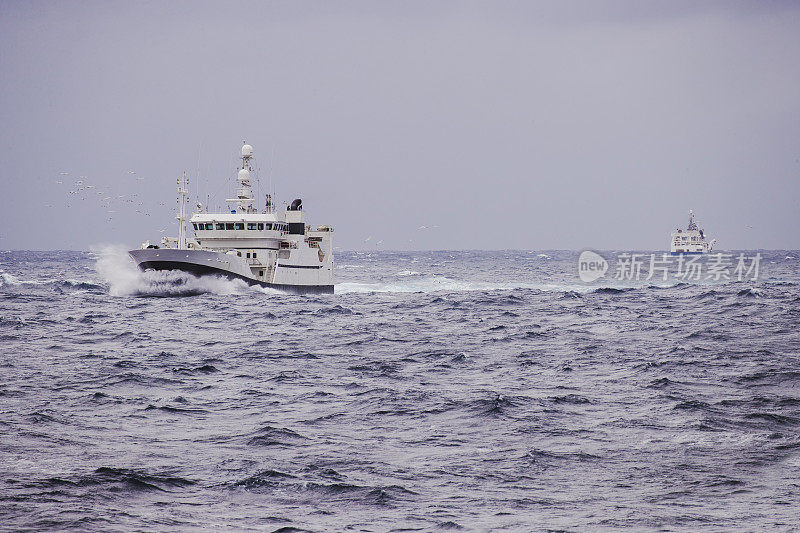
[687,209,698,231]
[177,171,188,249]
[226,142,255,213]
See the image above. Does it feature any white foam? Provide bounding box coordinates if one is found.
[334,276,593,295]
[397,270,421,277]
[92,244,279,297]
[0,271,63,287]
[0,271,19,286]
[93,245,144,296]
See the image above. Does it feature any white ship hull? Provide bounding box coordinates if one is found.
[129,248,334,294]
[670,210,714,255]
[130,142,335,294]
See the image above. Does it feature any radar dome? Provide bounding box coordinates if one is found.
[238,168,250,182]
[242,144,253,157]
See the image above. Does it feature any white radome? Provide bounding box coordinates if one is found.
[241,144,253,157]
[238,168,250,182]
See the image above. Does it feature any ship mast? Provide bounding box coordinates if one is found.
[226,142,256,213]
[176,171,189,249]
[687,209,698,231]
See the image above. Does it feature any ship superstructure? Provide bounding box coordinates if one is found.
[129,143,334,293]
[670,210,715,255]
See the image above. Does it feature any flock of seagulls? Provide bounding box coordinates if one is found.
[50,169,445,246]
[51,169,153,223]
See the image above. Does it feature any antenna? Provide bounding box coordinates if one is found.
[176,171,189,249]
[225,142,255,213]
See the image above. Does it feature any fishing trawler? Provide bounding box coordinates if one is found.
[129,143,334,294]
[670,210,715,255]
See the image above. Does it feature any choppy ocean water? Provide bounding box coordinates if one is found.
[1,248,799,532]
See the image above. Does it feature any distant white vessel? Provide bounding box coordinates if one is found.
[670,210,715,255]
[129,143,334,294]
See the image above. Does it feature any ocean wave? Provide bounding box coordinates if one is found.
[592,287,635,294]
[31,467,196,493]
[737,288,761,297]
[231,472,417,505]
[0,271,103,293]
[246,425,308,447]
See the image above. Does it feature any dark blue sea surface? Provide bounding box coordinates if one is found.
[1,249,799,531]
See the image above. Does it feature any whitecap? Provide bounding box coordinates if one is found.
[92,244,280,297]
[335,276,594,295]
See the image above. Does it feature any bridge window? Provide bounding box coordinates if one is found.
[247,223,257,230]
[252,252,257,258]
[257,223,264,231]
[235,223,244,230]
[204,223,213,230]
[246,252,250,258]
[225,223,234,230]
[216,223,224,230]
[192,223,198,230]
[265,223,273,230]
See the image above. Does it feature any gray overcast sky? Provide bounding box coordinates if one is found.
[1,1,798,251]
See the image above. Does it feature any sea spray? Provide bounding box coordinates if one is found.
[92,244,271,297]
